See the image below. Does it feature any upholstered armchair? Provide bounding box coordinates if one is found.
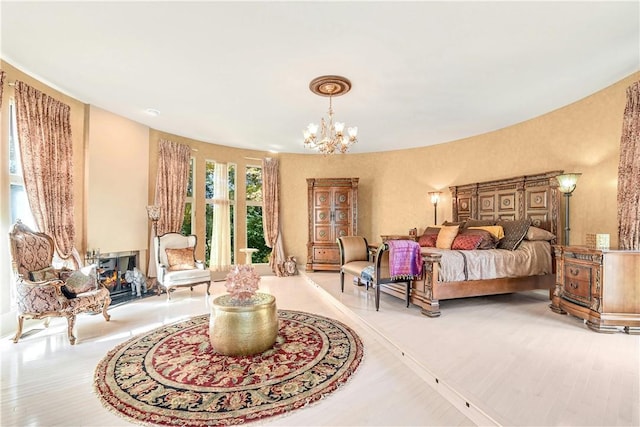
[154,232,211,301]
[8,220,111,345]
[337,236,374,292]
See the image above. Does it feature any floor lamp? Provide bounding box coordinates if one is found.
[556,173,581,246]
[429,191,442,225]
[146,205,161,237]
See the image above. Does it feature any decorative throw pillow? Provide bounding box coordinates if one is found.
[497,218,532,250]
[458,229,498,249]
[60,285,77,299]
[436,225,460,249]
[464,219,495,229]
[442,220,465,228]
[418,227,441,247]
[468,225,505,240]
[451,234,484,250]
[64,267,96,294]
[29,266,58,282]
[525,226,556,241]
[165,247,196,271]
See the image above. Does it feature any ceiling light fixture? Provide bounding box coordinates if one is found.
[303,75,358,155]
[145,108,160,116]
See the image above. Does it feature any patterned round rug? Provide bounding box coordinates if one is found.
[94,310,363,426]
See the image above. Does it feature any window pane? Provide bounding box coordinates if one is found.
[205,161,215,199]
[187,158,194,198]
[182,202,192,235]
[10,184,36,229]
[205,203,213,267]
[228,164,236,201]
[245,166,262,202]
[230,204,235,264]
[246,205,269,263]
[9,103,21,176]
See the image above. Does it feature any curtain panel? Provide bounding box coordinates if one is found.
[14,81,78,267]
[209,163,232,271]
[154,139,191,235]
[617,81,640,250]
[262,158,286,276]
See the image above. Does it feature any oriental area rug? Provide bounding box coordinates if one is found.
[94,310,364,426]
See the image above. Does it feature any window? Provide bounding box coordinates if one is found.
[8,101,36,229]
[245,165,269,263]
[205,161,236,267]
[181,157,194,235]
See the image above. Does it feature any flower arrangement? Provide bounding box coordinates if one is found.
[224,265,261,302]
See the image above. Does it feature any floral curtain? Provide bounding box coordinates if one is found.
[14,81,78,268]
[209,163,231,271]
[154,139,191,235]
[617,81,640,250]
[0,70,5,109]
[262,158,286,276]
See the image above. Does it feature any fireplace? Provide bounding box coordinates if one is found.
[95,251,140,299]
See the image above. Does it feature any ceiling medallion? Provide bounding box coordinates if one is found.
[303,75,358,155]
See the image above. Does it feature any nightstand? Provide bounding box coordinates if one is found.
[550,245,640,334]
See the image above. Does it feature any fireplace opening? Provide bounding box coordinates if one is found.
[96,251,143,299]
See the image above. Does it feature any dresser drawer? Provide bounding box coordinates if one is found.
[313,247,340,263]
[563,263,592,307]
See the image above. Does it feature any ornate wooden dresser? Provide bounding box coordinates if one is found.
[306,178,358,271]
[550,245,640,334]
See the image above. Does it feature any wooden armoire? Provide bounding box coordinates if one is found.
[306,178,358,271]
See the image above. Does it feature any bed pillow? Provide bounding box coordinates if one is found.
[436,225,460,249]
[525,226,556,241]
[166,247,196,271]
[459,229,499,249]
[418,227,441,247]
[497,218,532,250]
[451,234,484,250]
[464,219,495,229]
[468,225,505,240]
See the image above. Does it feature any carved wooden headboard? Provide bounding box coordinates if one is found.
[450,171,563,239]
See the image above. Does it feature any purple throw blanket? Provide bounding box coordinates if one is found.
[388,239,423,280]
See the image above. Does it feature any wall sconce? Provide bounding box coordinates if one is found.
[556,173,581,246]
[146,205,161,236]
[429,191,442,225]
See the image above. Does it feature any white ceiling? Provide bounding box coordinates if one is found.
[2,1,639,154]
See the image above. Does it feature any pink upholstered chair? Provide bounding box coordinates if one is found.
[8,220,111,345]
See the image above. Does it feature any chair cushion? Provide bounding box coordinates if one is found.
[64,266,97,294]
[29,266,58,282]
[165,247,196,271]
[162,268,210,287]
[341,261,374,277]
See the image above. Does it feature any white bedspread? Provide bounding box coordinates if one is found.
[420,241,552,282]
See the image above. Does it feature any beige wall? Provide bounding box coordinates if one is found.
[87,106,150,270]
[278,72,640,264]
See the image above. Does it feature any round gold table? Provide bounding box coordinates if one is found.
[209,292,278,356]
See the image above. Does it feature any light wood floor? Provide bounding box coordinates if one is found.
[1,274,472,427]
[306,271,640,427]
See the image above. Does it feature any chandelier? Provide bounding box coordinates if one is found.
[303,75,358,155]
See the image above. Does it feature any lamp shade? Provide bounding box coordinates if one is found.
[557,173,581,194]
[429,191,441,205]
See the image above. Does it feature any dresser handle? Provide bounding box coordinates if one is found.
[569,282,579,289]
[569,268,580,276]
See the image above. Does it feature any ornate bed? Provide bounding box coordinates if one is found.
[380,171,563,317]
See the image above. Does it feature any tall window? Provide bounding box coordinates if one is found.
[181,157,194,235]
[245,165,269,263]
[8,100,35,229]
[205,161,236,267]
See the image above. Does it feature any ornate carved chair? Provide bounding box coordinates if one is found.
[8,220,111,345]
[154,232,211,301]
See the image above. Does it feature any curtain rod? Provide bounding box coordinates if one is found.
[244,156,262,161]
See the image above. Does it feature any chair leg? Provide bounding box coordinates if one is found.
[13,315,25,343]
[375,282,380,311]
[65,314,77,345]
[206,282,211,295]
[166,287,172,301]
[44,317,51,328]
[340,271,345,292]
[405,281,411,308]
